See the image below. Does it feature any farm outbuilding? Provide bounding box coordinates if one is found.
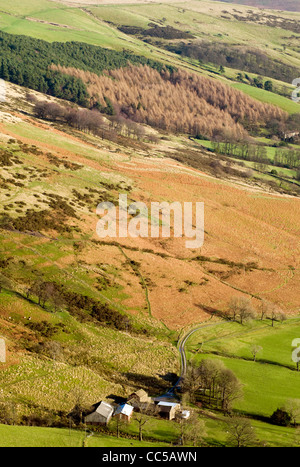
[157,401,180,420]
[84,401,114,426]
[127,389,153,409]
[114,403,134,422]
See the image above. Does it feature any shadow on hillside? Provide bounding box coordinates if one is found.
[195,303,228,319]
[158,372,179,385]
[122,372,173,395]
[203,349,296,371]
[107,394,127,405]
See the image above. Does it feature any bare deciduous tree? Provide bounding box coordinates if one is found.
[226,417,257,447]
[285,399,300,426]
[181,364,202,404]
[251,345,263,362]
[179,411,206,447]
[218,368,243,412]
[227,296,255,324]
[134,400,156,442]
[198,358,225,405]
[259,299,269,320]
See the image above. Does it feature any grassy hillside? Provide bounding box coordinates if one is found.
[232,83,300,114]
[182,316,300,446]
[207,0,300,12]
[0,79,299,424]
[186,318,300,416]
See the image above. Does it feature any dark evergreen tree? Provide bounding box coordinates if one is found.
[0,30,174,108]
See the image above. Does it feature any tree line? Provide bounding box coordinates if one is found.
[24,278,134,333]
[183,358,243,412]
[212,140,268,162]
[0,257,135,334]
[31,96,157,144]
[118,24,193,40]
[274,148,300,170]
[225,296,287,327]
[211,140,300,172]
[166,40,299,84]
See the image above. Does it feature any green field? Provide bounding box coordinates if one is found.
[202,414,298,447]
[0,413,298,447]
[0,424,170,447]
[232,83,300,114]
[186,318,300,418]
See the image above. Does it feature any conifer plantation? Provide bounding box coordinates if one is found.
[52,64,287,140]
[0,29,289,141]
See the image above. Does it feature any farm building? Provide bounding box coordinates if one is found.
[84,401,114,426]
[114,403,134,422]
[127,389,153,409]
[283,131,299,141]
[157,401,180,420]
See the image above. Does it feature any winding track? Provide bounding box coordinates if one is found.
[168,314,300,397]
[165,320,223,397]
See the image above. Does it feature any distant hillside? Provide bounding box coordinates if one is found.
[209,0,300,12]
